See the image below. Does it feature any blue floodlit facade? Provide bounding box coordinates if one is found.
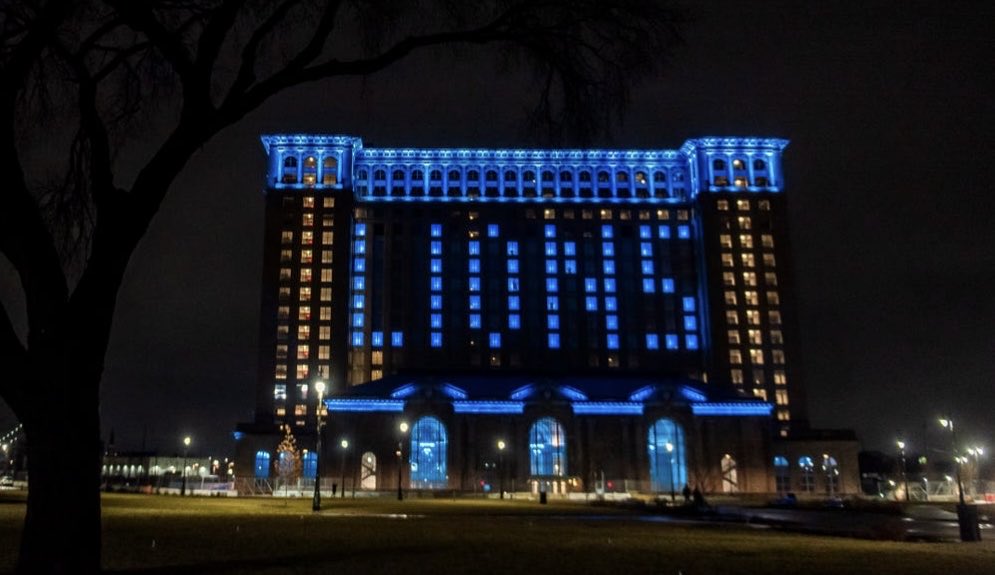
[234,134,860,498]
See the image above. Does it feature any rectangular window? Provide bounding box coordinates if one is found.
[280,250,292,262]
[321,250,332,264]
[761,234,774,248]
[281,231,293,244]
[354,223,366,236]
[737,216,751,230]
[743,272,757,286]
[749,348,764,365]
[665,334,679,350]
[748,329,762,345]
[728,330,741,344]
[683,316,697,331]
[468,259,481,273]
[508,314,521,329]
[564,242,576,256]
[430,314,442,328]
[585,278,597,293]
[320,287,331,301]
[682,297,696,312]
[607,334,619,350]
[677,225,690,239]
[430,259,442,273]
[469,277,481,291]
[640,242,653,257]
[353,258,366,272]
[746,310,761,325]
[744,291,759,306]
[470,314,482,329]
[299,287,312,301]
[488,224,499,237]
[604,278,617,293]
[604,297,618,311]
[470,295,481,310]
[730,369,743,384]
[658,225,671,239]
[724,291,737,305]
[468,241,481,255]
[430,295,442,310]
[639,225,651,239]
[489,333,502,348]
[507,241,519,256]
[548,333,560,349]
[319,326,330,340]
[685,334,699,350]
[642,278,655,293]
[739,234,753,249]
[741,253,755,268]
[646,334,659,350]
[545,259,557,274]
[729,349,742,364]
[602,242,615,258]
[601,224,614,238]
[323,197,335,208]
[544,242,557,256]
[507,259,519,274]
[737,199,750,211]
[726,310,739,325]
[545,296,558,311]
[296,364,309,379]
[721,253,734,268]
[318,346,330,360]
[300,250,313,264]
[431,332,442,347]
[351,312,364,328]
[770,330,784,345]
[661,278,675,293]
[769,311,782,325]
[372,331,384,347]
[772,350,786,364]
[763,253,776,267]
[320,269,333,282]
[544,224,556,238]
[605,315,618,330]
[430,241,442,255]
[508,296,520,310]
[641,260,654,275]
[431,224,442,237]
[565,260,577,274]
[585,297,598,311]
[547,315,559,330]
[545,278,558,292]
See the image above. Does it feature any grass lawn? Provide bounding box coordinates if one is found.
[1,492,993,574]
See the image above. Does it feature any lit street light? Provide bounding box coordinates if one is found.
[497,440,506,499]
[397,421,409,501]
[340,439,349,499]
[180,436,191,496]
[896,440,909,502]
[939,417,981,541]
[665,442,676,502]
[312,380,326,512]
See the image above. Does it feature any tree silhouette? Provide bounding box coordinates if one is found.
[0,1,682,572]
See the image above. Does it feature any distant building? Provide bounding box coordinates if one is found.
[235,134,858,497]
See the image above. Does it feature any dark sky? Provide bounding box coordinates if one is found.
[2,1,993,460]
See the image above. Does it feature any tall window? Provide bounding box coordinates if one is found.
[409,416,448,489]
[361,452,377,490]
[774,456,791,493]
[721,454,738,493]
[529,417,566,477]
[648,418,687,495]
[798,456,815,492]
[302,451,317,479]
[254,451,271,479]
[822,455,840,495]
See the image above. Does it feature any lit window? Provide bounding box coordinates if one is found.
[728,330,741,344]
[604,297,617,311]
[351,331,363,346]
[763,253,776,267]
[275,364,287,379]
[545,259,557,274]
[509,314,520,329]
[489,333,501,348]
[321,251,332,264]
[320,288,331,301]
[607,334,619,350]
[721,254,734,267]
[746,310,761,325]
[545,224,556,238]
[665,334,679,350]
[430,314,442,328]
[772,350,786,364]
[508,260,519,274]
[744,291,759,306]
[372,332,384,347]
[724,291,737,305]
[352,313,364,327]
[301,250,313,264]
[565,260,577,274]
[729,350,742,364]
[748,329,762,345]
[683,316,697,331]
[470,314,482,329]
[431,259,442,273]
[469,296,481,310]
[658,225,671,239]
[606,315,618,330]
[281,231,293,244]
[507,241,519,256]
[354,258,365,272]
[717,200,729,211]
[430,295,442,310]
[299,287,312,301]
[544,242,557,256]
[469,277,481,292]
[545,296,558,311]
[431,224,442,237]
[564,242,576,256]
[646,334,659,350]
[661,278,675,293]
[488,224,499,237]
[722,272,735,287]
[321,232,333,245]
[430,241,442,255]
[742,272,757,286]
[769,311,782,325]
[392,332,403,347]
[682,297,696,312]
[642,279,655,293]
[508,296,520,310]
[320,269,332,282]
[719,234,733,249]
[547,315,559,330]
[730,369,743,384]
[726,310,739,325]
[686,335,699,350]
[749,349,764,365]
[353,239,365,254]
[739,234,753,249]
[640,242,653,257]
[469,259,481,273]
[765,272,778,286]
[774,371,787,385]
[641,260,654,275]
[548,333,560,349]
[677,225,690,239]
[770,330,784,344]
[585,297,598,311]
[469,241,480,255]
[604,278,616,293]
[354,223,366,236]
[737,216,751,230]
[431,276,442,291]
[585,278,597,293]
[431,332,442,347]
[736,199,750,211]
[603,260,615,275]
[639,225,651,239]
[761,234,774,248]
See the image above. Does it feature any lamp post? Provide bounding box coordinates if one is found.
[312,380,326,512]
[665,442,676,502]
[397,421,409,501]
[896,440,910,502]
[938,418,965,505]
[965,446,984,499]
[339,439,349,499]
[497,440,506,499]
[940,417,981,541]
[180,436,191,496]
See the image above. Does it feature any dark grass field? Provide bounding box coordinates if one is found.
[2,492,994,574]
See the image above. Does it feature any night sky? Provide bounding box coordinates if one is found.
[1,1,993,461]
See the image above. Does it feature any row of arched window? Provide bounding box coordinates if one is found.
[773,454,840,493]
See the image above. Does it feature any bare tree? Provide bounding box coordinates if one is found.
[0,1,682,572]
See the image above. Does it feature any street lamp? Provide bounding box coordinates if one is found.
[665,442,676,502]
[939,417,981,542]
[312,380,326,512]
[938,418,965,505]
[896,440,910,502]
[340,439,349,499]
[497,440,506,499]
[397,421,409,501]
[180,436,191,496]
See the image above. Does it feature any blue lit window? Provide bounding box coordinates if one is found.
[351,312,364,327]
[508,278,519,292]
[547,315,560,330]
[639,225,651,239]
[678,225,690,239]
[684,316,697,331]
[430,295,442,310]
[658,225,671,239]
[353,240,366,254]
[601,224,613,238]
[648,419,686,495]
[548,333,560,349]
[355,223,366,237]
[544,242,557,256]
[430,224,442,237]
[640,242,653,257]
[529,418,566,476]
[352,295,364,309]
[409,416,448,489]
[488,224,499,237]
[372,331,384,347]
[507,259,519,274]
[431,276,442,291]
[666,334,679,350]
[301,452,317,478]
[509,314,520,329]
[604,278,616,293]
[353,258,365,272]
[469,241,480,255]
[469,295,481,310]
[351,331,364,346]
[430,314,442,328]
[662,278,675,293]
[469,259,480,273]
[545,259,557,274]
[585,296,598,311]
[430,241,442,255]
[564,242,576,256]
[565,260,577,274]
[603,260,615,275]
[430,259,442,273]
[507,241,519,256]
[469,277,481,292]
[646,334,659,350]
[686,334,699,350]
[544,224,556,238]
[431,332,442,348]
[546,278,558,292]
[642,278,655,293]
[585,278,597,293]
[391,332,403,347]
[602,242,615,257]
[641,260,654,275]
[470,314,481,329]
[353,277,366,290]
[605,297,618,311]
[508,296,520,310]
[606,315,618,330]
[489,332,501,348]
[546,296,559,311]
[682,297,696,312]
[607,334,619,349]
[254,451,270,479]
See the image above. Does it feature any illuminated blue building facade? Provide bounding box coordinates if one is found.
[234,134,855,498]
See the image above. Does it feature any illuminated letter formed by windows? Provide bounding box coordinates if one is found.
[409,416,448,490]
[302,451,317,479]
[254,451,271,479]
[648,419,687,495]
[529,417,567,477]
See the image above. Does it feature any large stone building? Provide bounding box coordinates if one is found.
[234,134,858,498]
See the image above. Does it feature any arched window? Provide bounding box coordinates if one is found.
[412,169,424,181]
[356,169,368,181]
[392,169,405,181]
[486,170,498,182]
[615,171,629,183]
[323,156,337,169]
[523,170,536,184]
[579,170,592,182]
[753,158,766,170]
[430,169,442,181]
[648,418,686,495]
[361,451,377,490]
[529,417,566,477]
[712,158,726,170]
[374,169,386,181]
[559,170,572,182]
[467,170,480,182]
[304,156,317,168]
[822,455,839,495]
[302,451,317,479]
[721,454,738,493]
[732,158,746,171]
[283,156,298,168]
[653,171,666,183]
[504,170,517,182]
[597,170,610,183]
[541,170,555,182]
[634,171,648,185]
[774,455,790,493]
[798,456,815,492]
[448,169,461,181]
[409,416,448,489]
[254,451,270,479]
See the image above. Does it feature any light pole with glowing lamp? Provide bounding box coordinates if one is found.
[397,421,409,500]
[896,440,910,502]
[497,440,506,499]
[312,380,326,512]
[665,442,676,502]
[339,439,349,499]
[180,436,191,496]
[940,417,981,541]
